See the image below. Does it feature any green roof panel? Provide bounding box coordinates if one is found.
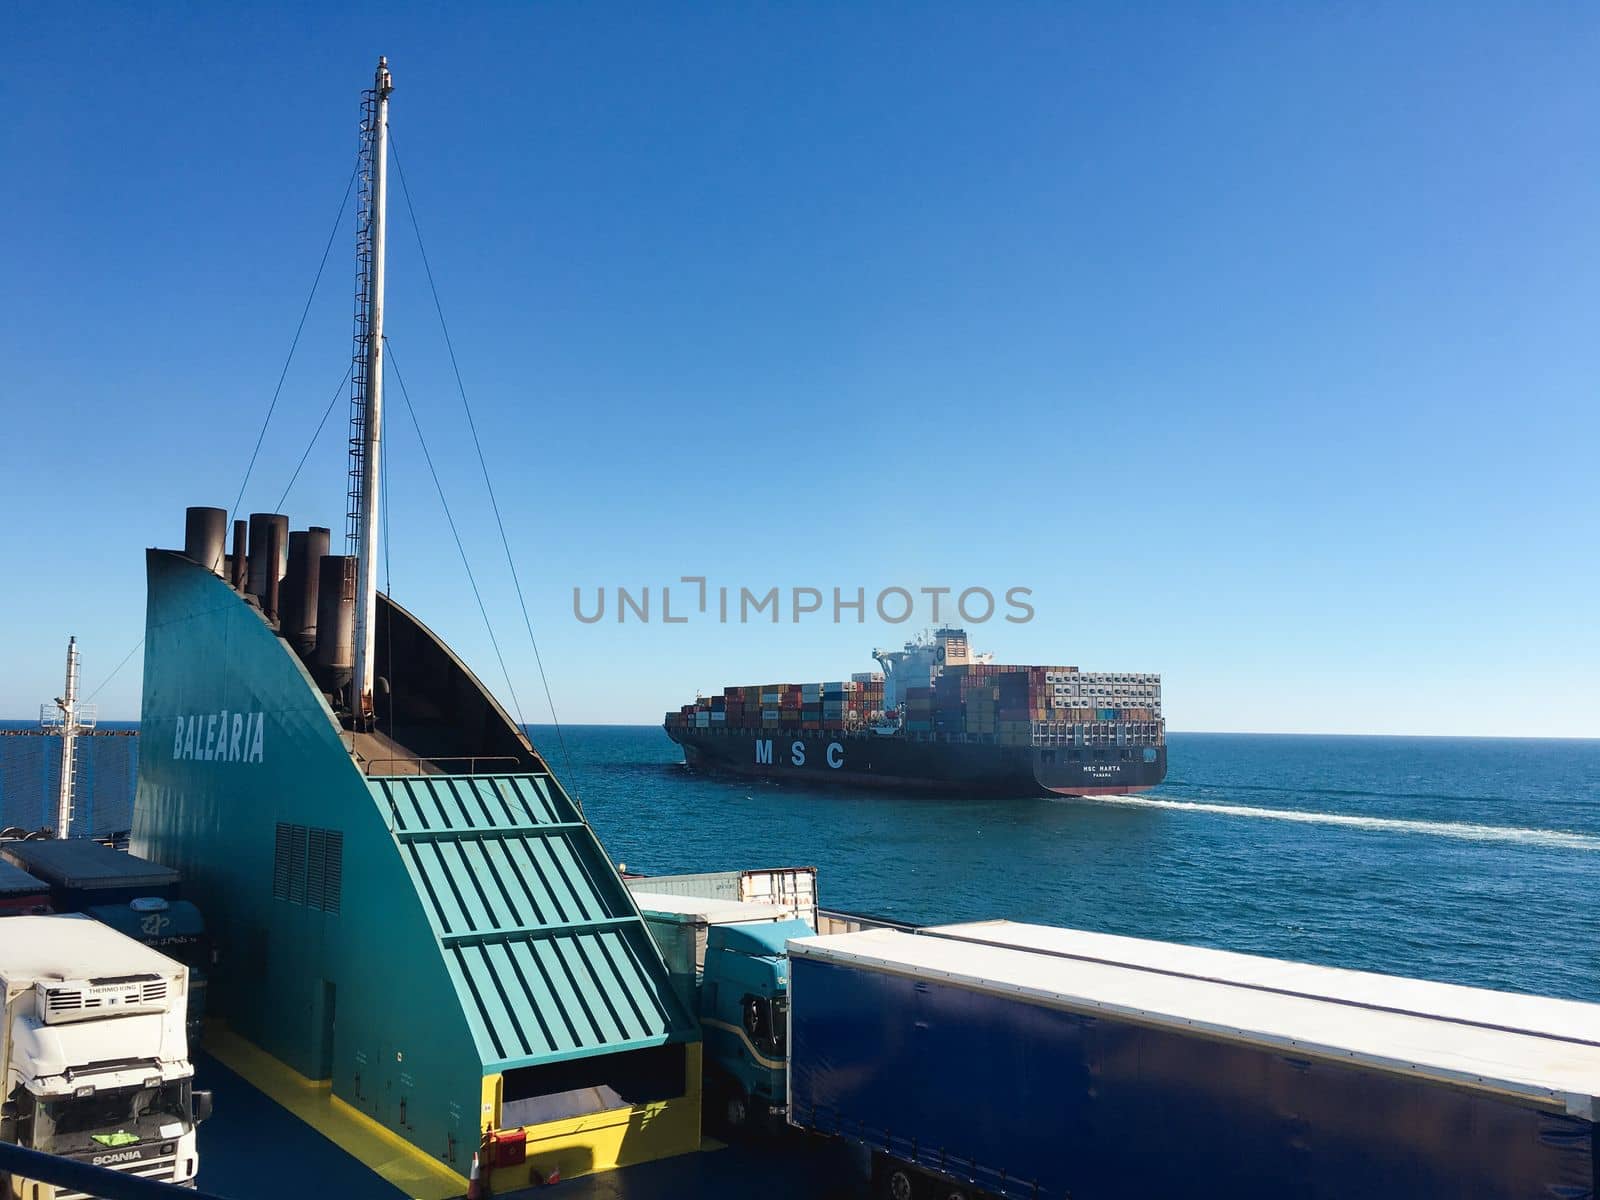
[371,772,697,1071]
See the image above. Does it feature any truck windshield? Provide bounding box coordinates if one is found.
[35,1081,190,1154]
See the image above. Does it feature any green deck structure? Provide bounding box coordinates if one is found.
[134,546,701,1186]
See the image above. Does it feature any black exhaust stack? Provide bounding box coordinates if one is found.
[281,526,331,656]
[183,507,227,577]
[263,519,286,623]
[230,519,248,591]
[246,513,289,611]
[314,554,355,692]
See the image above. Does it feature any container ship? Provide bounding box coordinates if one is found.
[664,628,1166,796]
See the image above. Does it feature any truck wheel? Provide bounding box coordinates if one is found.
[725,1089,749,1132]
[881,1165,919,1200]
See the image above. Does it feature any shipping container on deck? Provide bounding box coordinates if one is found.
[0,837,181,907]
[788,927,1600,1200]
[0,860,50,915]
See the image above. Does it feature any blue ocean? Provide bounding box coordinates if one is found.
[4,723,1595,1002]
[539,726,1600,1004]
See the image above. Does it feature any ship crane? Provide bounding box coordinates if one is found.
[38,636,97,838]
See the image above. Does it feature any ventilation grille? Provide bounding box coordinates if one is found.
[40,978,169,1024]
[273,822,343,914]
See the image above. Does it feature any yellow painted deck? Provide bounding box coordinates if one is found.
[204,1025,467,1200]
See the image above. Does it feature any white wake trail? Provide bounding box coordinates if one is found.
[1073,794,1600,852]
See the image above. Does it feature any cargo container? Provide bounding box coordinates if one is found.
[0,859,50,916]
[787,927,1600,1200]
[626,866,819,929]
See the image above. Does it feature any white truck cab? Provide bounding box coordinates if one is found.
[0,915,209,1197]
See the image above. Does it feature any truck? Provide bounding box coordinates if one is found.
[626,866,918,1136]
[625,866,819,929]
[0,915,211,1198]
[0,866,48,919]
[628,889,812,1133]
[787,922,1600,1200]
[0,840,210,1045]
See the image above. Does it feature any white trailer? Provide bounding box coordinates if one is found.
[626,866,818,928]
[0,915,209,1198]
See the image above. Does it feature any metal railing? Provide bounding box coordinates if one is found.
[361,754,523,777]
[0,1139,229,1200]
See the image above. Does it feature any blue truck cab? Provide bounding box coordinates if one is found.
[83,896,210,1044]
[697,918,812,1132]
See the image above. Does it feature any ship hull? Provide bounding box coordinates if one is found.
[666,726,1165,797]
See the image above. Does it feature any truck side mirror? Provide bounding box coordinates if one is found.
[193,1090,214,1124]
[0,1102,16,1121]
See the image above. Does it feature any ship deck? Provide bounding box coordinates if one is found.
[195,1034,864,1199]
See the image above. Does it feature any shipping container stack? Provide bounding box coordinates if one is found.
[664,659,1159,751]
[1031,670,1163,748]
[665,673,889,733]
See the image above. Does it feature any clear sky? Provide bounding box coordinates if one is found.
[2,3,1596,735]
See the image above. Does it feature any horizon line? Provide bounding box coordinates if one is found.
[2,718,1595,743]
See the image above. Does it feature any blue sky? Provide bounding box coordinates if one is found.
[2,3,1596,735]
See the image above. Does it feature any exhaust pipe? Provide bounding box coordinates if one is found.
[281,526,331,655]
[230,519,248,590]
[314,554,355,687]
[183,507,227,576]
[246,513,289,608]
[264,519,286,623]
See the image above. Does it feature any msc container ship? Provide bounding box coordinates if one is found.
[664,628,1166,796]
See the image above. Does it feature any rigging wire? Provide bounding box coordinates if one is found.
[225,164,360,543]
[83,166,360,702]
[388,133,579,791]
[384,338,530,733]
[84,638,145,704]
[275,364,356,513]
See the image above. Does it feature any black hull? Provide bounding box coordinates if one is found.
[665,726,1166,797]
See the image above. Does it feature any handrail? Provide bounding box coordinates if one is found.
[362,754,524,777]
[0,1138,230,1200]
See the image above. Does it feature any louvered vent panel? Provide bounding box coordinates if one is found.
[272,823,293,900]
[287,824,308,905]
[306,828,327,910]
[321,830,343,915]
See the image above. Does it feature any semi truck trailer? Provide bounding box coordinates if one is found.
[0,840,210,1044]
[0,915,210,1199]
[787,925,1600,1200]
[625,866,819,928]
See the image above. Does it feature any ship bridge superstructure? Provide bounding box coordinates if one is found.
[873,627,993,712]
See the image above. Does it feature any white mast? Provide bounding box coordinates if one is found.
[40,636,96,838]
[351,56,392,726]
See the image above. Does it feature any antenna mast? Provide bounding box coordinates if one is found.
[347,56,392,727]
[40,636,97,838]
